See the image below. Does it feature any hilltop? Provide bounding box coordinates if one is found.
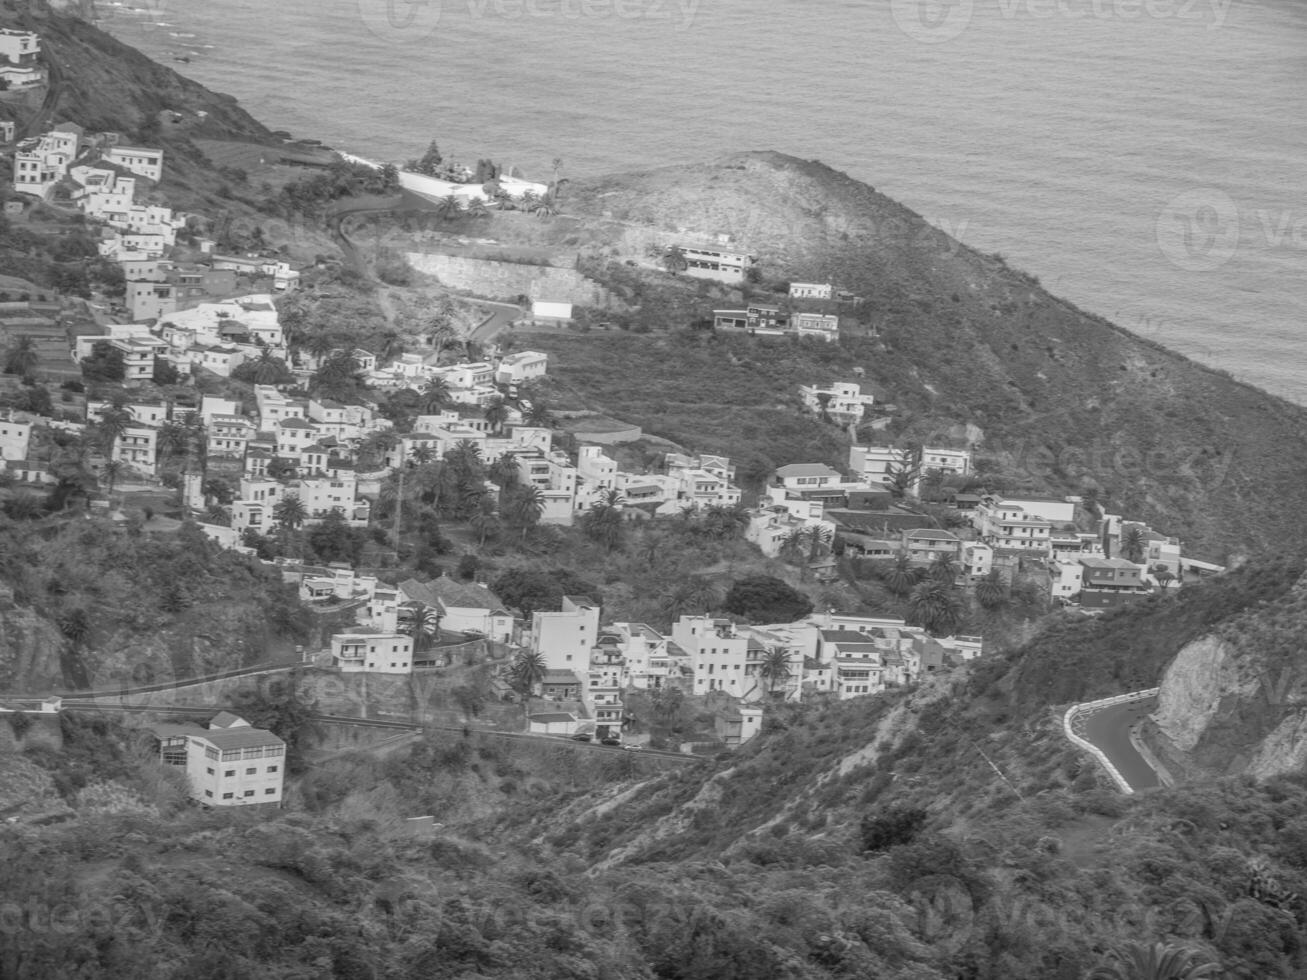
[483,151,1306,562]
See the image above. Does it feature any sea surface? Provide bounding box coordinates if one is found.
[98,0,1307,401]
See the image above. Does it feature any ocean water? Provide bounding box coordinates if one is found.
[99,0,1307,401]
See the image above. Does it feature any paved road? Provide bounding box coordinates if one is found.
[1074,695,1159,791]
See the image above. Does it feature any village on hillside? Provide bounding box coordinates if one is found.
[0,34,1227,805]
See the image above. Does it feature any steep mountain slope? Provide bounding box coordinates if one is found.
[561,153,1307,560]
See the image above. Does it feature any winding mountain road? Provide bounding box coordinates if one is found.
[1070,693,1160,792]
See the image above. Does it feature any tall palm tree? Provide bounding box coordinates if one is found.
[421,376,452,412]
[101,459,123,497]
[250,348,287,384]
[758,648,793,699]
[445,439,483,479]
[531,196,557,218]
[907,579,964,637]
[507,484,545,541]
[156,421,189,463]
[465,196,489,218]
[488,452,520,492]
[4,335,40,377]
[1086,942,1220,980]
[927,551,960,584]
[273,493,306,530]
[660,575,719,622]
[95,406,133,456]
[483,396,509,434]
[662,245,688,274]
[882,553,921,596]
[1120,525,1146,563]
[469,498,502,547]
[509,649,547,696]
[404,603,442,653]
[975,569,1009,610]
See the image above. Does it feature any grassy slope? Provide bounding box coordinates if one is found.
[540,152,1307,562]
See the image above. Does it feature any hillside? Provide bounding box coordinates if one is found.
[510,152,1307,562]
[5,558,1307,978]
[0,516,308,693]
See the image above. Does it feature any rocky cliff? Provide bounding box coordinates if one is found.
[1144,572,1307,779]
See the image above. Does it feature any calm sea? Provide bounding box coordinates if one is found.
[98,0,1307,401]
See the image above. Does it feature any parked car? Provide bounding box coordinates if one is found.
[622,744,643,751]
[599,737,621,747]
[570,732,593,742]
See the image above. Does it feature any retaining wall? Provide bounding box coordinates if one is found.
[1062,688,1159,794]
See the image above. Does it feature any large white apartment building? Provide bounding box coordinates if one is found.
[179,713,285,807]
[531,595,600,671]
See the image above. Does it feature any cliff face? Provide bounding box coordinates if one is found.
[1146,573,1307,779]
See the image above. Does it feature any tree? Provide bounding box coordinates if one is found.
[723,575,813,623]
[662,245,688,275]
[580,496,624,552]
[273,494,306,530]
[310,351,362,400]
[1086,942,1220,980]
[308,510,360,564]
[757,648,793,699]
[153,356,182,385]
[523,401,555,428]
[506,485,545,541]
[1154,566,1176,590]
[80,341,126,383]
[403,603,442,653]
[414,139,442,175]
[882,554,922,597]
[421,376,452,412]
[661,575,720,622]
[237,348,293,385]
[469,497,501,547]
[927,551,960,584]
[886,460,920,500]
[509,649,546,696]
[100,459,123,496]
[860,806,928,852]
[4,335,39,377]
[1120,525,1146,563]
[975,569,1009,610]
[483,395,509,434]
[95,406,133,455]
[488,452,520,493]
[907,579,964,636]
[492,567,601,618]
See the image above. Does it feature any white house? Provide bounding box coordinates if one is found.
[103,145,164,183]
[799,382,874,423]
[331,632,414,673]
[179,713,285,807]
[848,445,912,487]
[789,282,833,300]
[531,595,600,671]
[495,350,549,385]
[0,414,33,462]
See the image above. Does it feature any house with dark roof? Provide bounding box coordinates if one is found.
[151,713,285,808]
[399,577,515,643]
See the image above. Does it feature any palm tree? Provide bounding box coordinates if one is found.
[660,575,719,621]
[409,444,435,466]
[4,491,44,521]
[404,603,442,654]
[156,421,189,463]
[531,196,557,218]
[101,459,123,496]
[975,569,1009,610]
[488,452,520,492]
[662,245,688,274]
[469,499,502,547]
[509,649,547,696]
[96,406,133,455]
[927,551,960,584]
[882,553,921,596]
[4,335,40,377]
[758,648,793,699]
[273,493,306,530]
[250,348,287,385]
[700,503,749,540]
[421,376,452,412]
[507,484,545,541]
[1086,942,1220,980]
[523,401,555,428]
[465,196,489,218]
[1120,525,1146,563]
[445,439,483,479]
[907,579,964,636]
[582,497,624,552]
[483,396,509,434]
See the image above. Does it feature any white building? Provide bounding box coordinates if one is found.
[0,414,33,462]
[331,632,414,673]
[495,350,549,385]
[789,282,833,300]
[799,382,874,423]
[0,29,43,88]
[180,713,285,807]
[531,595,600,671]
[103,145,164,183]
[849,445,913,487]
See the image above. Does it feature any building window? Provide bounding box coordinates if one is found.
[265,788,276,795]
[267,765,278,773]
[223,792,234,800]
[205,790,213,798]
[244,790,255,798]
[206,767,214,775]
[224,769,235,777]
[245,767,257,775]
